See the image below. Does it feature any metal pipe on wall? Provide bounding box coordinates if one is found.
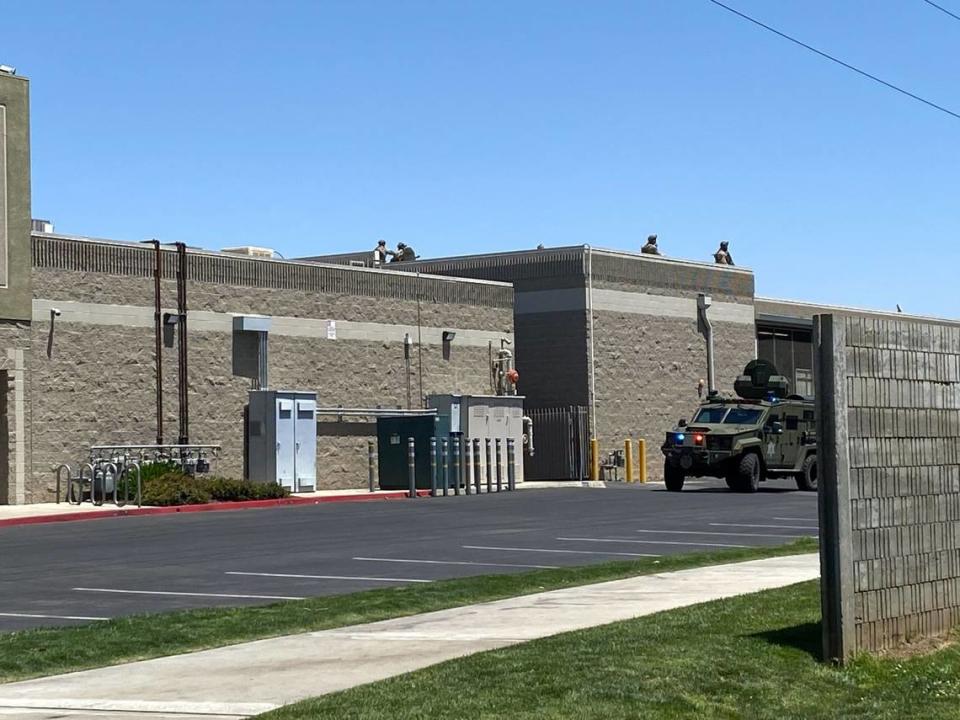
[175,242,190,445]
[586,245,598,441]
[146,239,163,445]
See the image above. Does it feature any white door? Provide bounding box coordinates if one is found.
[294,398,317,491]
[276,398,295,489]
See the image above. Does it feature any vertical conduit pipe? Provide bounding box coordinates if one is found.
[151,240,164,445]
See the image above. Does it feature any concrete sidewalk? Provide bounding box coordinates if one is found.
[0,553,820,720]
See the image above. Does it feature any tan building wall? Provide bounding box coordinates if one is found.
[403,247,757,480]
[8,234,513,503]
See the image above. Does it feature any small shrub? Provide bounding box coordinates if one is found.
[140,472,212,506]
[137,461,184,483]
[206,476,289,502]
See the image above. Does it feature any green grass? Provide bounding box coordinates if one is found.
[0,539,816,683]
[258,580,960,720]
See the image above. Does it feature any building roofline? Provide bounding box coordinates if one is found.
[757,295,958,325]
[403,244,753,275]
[31,232,513,289]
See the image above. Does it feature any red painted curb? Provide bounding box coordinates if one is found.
[0,489,435,528]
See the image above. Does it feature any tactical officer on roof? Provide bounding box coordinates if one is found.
[714,241,734,266]
[391,242,416,262]
[641,234,661,256]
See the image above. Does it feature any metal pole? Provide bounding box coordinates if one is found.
[416,270,424,407]
[441,438,449,496]
[638,439,648,484]
[590,438,600,482]
[495,438,503,492]
[463,438,472,495]
[485,438,492,493]
[150,239,163,445]
[407,437,416,499]
[697,293,716,396]
[176,242,190,445]
[624,439,634,483]
[430,437,438,497]
[472,439,481,494]
[368,440,376,492]
[507,438,516,491]
[453,437,461,496]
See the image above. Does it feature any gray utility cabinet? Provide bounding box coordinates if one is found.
[427,394,526,483]
[247,390,317,492]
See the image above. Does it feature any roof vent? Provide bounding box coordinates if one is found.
[31,219,54,233]
[221,246,276,258]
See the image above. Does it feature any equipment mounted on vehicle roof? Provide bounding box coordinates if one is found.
[733,359,790,400]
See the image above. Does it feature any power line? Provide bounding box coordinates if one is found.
[923,0,960,22]
[706,0,960,122]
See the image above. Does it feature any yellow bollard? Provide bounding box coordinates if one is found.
[590,438,600,482]
[624,439,634,483]
[637,438,647,484]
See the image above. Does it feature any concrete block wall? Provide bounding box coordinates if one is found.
[588,251,756,480]
[816,314,960,660]
[591,313,755,481]
[16,235,512,501]
[404,247,757,481]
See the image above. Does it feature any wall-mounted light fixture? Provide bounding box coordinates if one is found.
[46,308,61,359]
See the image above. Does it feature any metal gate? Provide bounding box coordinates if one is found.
[524,406,589,481]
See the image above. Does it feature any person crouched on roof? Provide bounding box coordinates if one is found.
[391,242,416,262]
[641,234,661,255]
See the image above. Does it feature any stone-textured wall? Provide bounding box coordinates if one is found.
[401,248,757,481]
[816,314,960,661]
[591,312,756,480]
[18,236,512,501]
[0,73,33,321]
[0,321,31,503]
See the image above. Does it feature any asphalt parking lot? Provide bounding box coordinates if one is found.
[0,480,819,632]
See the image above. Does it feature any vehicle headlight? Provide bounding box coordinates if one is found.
[707,435,732,450]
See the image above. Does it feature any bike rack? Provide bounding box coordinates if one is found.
[115,462,142,508]
[55,463,72,505]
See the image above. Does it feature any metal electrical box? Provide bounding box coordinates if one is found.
[247,390,317,492]
[376,415,439,490]
[427,394,526,483]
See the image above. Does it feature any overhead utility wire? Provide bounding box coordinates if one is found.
[706,0,960,122]
[923,0,960,22]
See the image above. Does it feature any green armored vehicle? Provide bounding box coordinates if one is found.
[661,360,817,493]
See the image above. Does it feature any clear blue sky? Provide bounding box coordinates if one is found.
[3,1,958,315]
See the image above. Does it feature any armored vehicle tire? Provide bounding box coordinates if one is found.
[734,453,761,493]
[797,454,818,492]
[664,462,685,492]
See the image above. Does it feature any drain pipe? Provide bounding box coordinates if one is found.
[176,242,190,444]
[586,246,597,440]
[142,239,164,445]
[697,293,716,396]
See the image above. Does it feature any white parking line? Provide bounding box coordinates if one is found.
[226,571,431,584]
[635,529,814,539]
[557,537,749,549]
[772,517,818,523]
[353,557,559,570]
[73,588,304,600]
[462,545,659,557]
[0,612,109,621]
[710,523,818,530]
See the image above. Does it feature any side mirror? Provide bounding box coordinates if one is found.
[768,421,783,435]
[678,418,687,428]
